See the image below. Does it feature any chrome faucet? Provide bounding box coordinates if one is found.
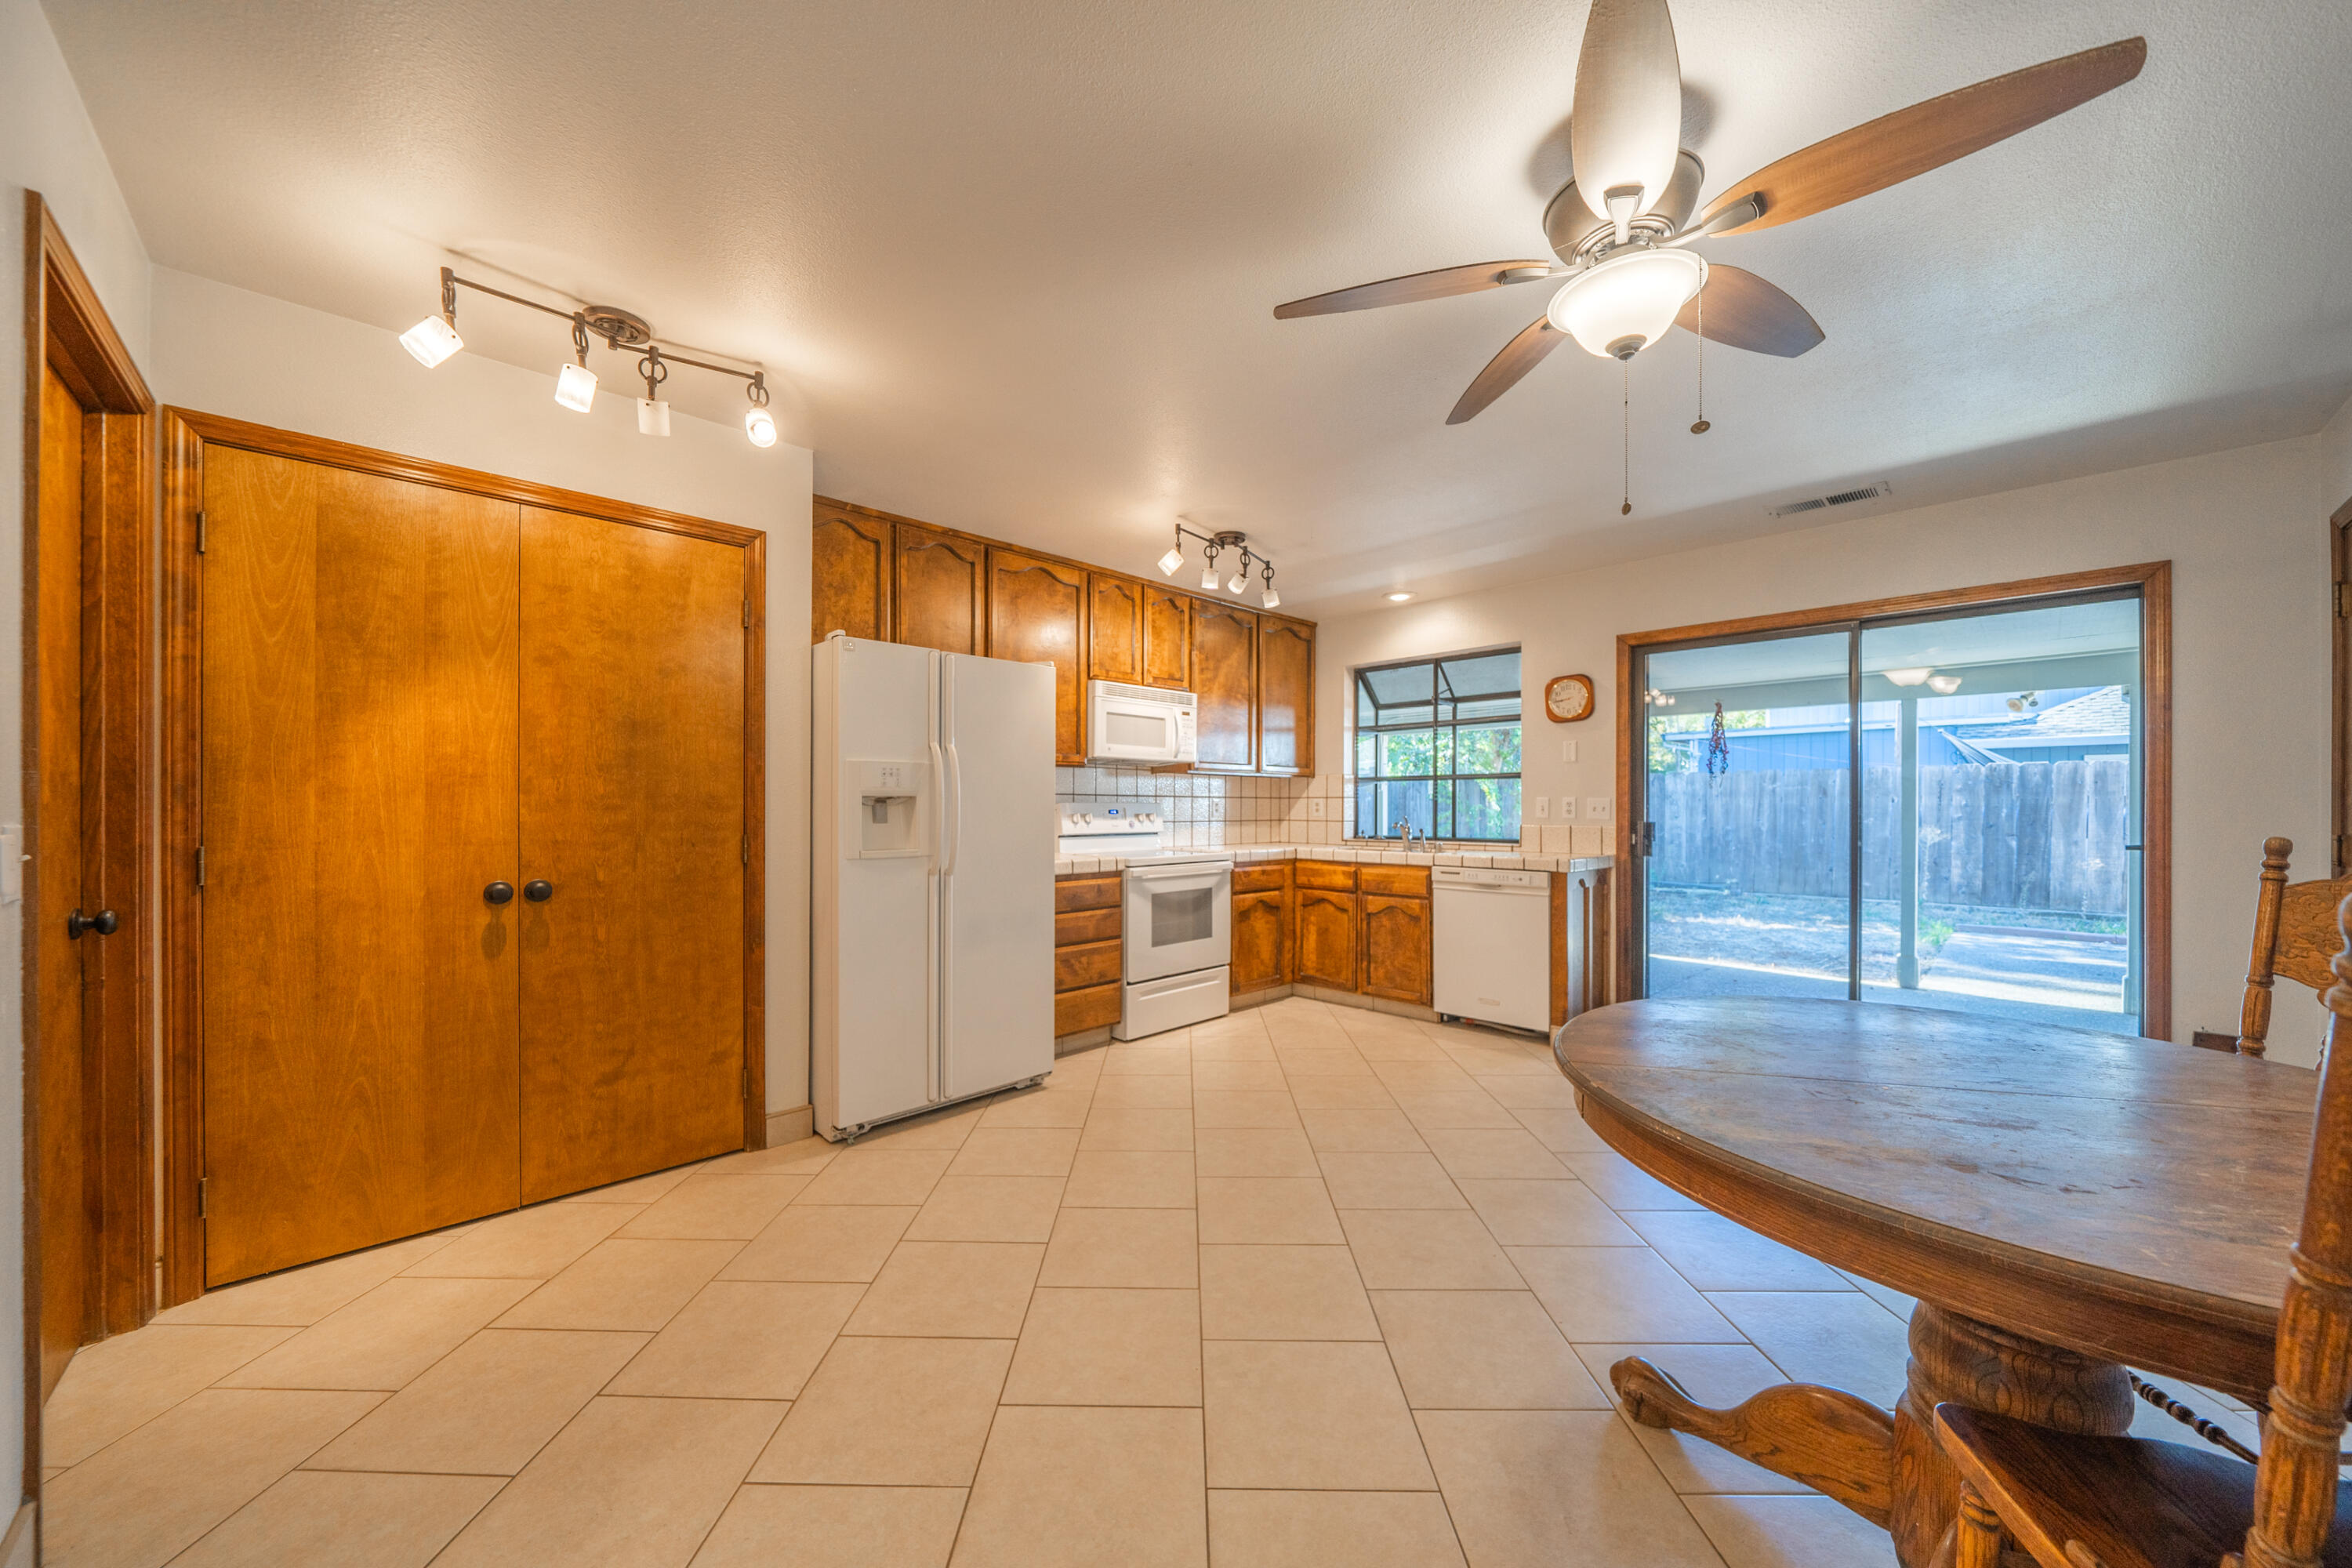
[1392,819,1425,850]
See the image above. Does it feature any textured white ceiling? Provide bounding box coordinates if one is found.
[45,0,2352,612]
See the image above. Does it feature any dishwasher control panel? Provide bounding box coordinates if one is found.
[1431,866,1546,891]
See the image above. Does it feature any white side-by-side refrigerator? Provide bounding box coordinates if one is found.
[813,633,1055,1140]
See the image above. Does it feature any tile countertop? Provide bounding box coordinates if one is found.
[1054,844,1618,877]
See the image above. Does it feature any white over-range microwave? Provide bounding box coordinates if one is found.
[1087,681,1197,765]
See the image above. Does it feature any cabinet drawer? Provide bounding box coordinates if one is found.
[1293,860,1356,891]
[1056,906,1122,947]
[1232,863,1290,893]
[1054,938,1123,993]
[1055,982,1123,1036]
[1056,874,1121,913]
[1359,865,1429,898]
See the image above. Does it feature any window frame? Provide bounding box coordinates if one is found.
[1352,646,1524,843]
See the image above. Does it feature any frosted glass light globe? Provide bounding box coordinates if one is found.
[1547,248,1707,360]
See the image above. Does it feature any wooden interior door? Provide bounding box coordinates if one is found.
[34,365,93,1396]
[201,451,523,1285]
[988,548,1087,764]
[518,508,747,1201]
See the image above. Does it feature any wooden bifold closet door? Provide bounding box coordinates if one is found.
[198,447,750,1286]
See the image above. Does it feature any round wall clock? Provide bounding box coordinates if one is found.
[1543,674,1595,724]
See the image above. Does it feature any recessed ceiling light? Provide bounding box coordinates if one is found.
[1386,592,1414,603]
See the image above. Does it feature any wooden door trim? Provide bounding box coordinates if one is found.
[169,409,763,549]
[159,411,768,1307]
[23,191,155,1506]
[1612,560,2174,1040]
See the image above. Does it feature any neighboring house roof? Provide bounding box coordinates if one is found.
[1951,685,2131,747]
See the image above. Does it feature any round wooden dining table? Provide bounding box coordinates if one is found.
[1553,996,2315,1568]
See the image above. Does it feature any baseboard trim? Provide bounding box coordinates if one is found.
[2,1500,33,1568]
[1291,984,1441,1023]
[764,1105,815,1147]
[1229,985,1293,1011]
[1054,1025,1113,1056]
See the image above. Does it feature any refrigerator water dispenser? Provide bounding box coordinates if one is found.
[848,759,927,857]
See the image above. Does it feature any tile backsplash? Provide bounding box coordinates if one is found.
[1054,766,1615,856]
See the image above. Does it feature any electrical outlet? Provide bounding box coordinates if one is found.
[1585,796,1613,822]
[1558,797,1576,821]
[1563,739,1578,764]
[1530,795,1549,819]
[1308,797,1324,818]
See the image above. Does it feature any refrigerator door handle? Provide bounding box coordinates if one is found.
[928,739,947,866]
[942,742,964,877]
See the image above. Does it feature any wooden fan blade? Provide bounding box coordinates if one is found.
[1675,265,1824,357]
[1274,261,1556,320]
[1571,0,1685,223]
[1697,37,2146,236]
[1447,315,1568,424]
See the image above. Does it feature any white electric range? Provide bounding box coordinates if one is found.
[1056,805,1232,1039]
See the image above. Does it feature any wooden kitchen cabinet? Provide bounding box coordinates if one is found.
[1087,573,1143,685]
[1142,583,1191,688]
[1359,893,1432,1005]
[989,547,1087,764]
[894,521,985,654]
[1055,873,1124,1037]
[1257,615,1315,777]
[1232,889,1289,993]
[811,499,891,642]
[1293,885,1359,990]
[1191,601,1258,772]
[813,494,1312,775]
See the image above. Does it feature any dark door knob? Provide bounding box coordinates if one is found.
[67,909,118,938]
[524,880,554,903]
[484,881,515,906]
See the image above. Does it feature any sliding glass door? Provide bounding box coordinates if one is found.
[1633,589,2146,1033]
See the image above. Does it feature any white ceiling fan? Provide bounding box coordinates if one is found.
[1274,2,2147,424]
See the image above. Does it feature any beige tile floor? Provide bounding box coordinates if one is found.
[44,997,2254,1568]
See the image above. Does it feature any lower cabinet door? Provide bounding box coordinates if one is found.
[1294,888,1359,991]
[1232,890,1288,993]
[1361,895,1432,1005]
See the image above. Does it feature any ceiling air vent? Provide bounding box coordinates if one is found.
[1769,481,1893,519]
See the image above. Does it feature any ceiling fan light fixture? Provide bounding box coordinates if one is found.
[1547,247,1706,360]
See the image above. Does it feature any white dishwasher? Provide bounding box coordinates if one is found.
[1431,866,1552,1033]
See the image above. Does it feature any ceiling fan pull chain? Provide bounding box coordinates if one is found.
[1621,360,1633,517]
[1691,285,1711,434]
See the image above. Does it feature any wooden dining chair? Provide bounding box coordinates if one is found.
[2239,837,2352,1058]
[1935,891,2352,1568]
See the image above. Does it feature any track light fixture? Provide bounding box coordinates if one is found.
[1160,526,1279,612]
[405,267,776,446]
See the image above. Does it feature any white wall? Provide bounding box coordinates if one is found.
[1313,434,2339,1063]
[148,268,816,1121]
[1,0,153,1522]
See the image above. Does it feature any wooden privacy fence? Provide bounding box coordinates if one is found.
[1648,757,2130,916]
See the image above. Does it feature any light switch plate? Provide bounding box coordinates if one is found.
[1558,797,1576,821]
[1530,795,1549,818]
[1563,739,1578,763]
[1585,797,1613,822]
[0,825,18,904]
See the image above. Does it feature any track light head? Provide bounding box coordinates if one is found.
[554,361,597,412]
[745,374,778,447]
[401,313,463,368]
[1158,543,1184,576]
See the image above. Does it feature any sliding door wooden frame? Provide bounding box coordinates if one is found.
[2332,497,2352,878]
[23,192,154,1503]
[1613,560,2173,1040]
[160,408,766,1307]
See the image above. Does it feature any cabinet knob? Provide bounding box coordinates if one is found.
[67,909,118,938]
[524,880,555,903]
[484,881,515,906]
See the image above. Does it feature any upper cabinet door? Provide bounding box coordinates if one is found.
[894,522,986,654]
[989,547,1088,764]
[1191,601,1258,772]
[1258,615,1316,777]
[1087,573,1142,686]
[811,500,891,644]
[1142,584,1191,689]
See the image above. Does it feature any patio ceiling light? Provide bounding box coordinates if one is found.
[1882,667,1933,686]
[1927,674,1962,695]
